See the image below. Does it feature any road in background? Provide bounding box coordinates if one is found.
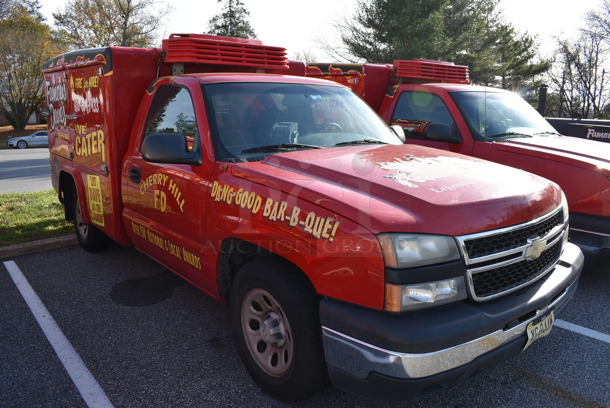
[1,245,608,408]
[0,148,52,193]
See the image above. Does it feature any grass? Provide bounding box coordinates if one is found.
[0,124,72,246]
[0,190,73,247]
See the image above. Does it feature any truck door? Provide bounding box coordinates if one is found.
[388,89,475,155]
[122,82,214,290]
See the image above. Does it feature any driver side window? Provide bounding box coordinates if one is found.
[144,85,198,150]
[391,91,458,140]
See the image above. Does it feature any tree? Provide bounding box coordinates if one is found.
[442,0,548,88]
[330,0,447,63]
[547,32,609,118]
[0,1,59,130]
[332,0,549,88]
[586,0,610,46]
[53,0,172,49]
[544,1,610,119]
[292,50,318,63]
[206,0,257,39]
[489,24,550,90]
[0,0,10,20]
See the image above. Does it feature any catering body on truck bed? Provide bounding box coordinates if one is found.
[43,34,583,402]
[307,60,610,264]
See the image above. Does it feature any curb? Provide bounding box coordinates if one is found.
[0,234,78,261]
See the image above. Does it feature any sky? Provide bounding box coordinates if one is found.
[39,0,604,60]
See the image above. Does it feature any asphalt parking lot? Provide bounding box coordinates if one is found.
[0,148,52,194]
[1,243,608,408]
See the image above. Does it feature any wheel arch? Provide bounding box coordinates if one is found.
[217,238,318,304]
[57,170,90,224]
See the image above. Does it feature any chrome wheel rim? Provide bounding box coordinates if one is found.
[241,288,293,377]
[75,201,88,238]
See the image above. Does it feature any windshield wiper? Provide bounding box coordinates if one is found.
[486,132,532,139]
[334,139,388,146]
[241,143,323,154]
[532,131,559,136]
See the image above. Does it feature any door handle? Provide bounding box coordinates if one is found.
[129,167,141,183]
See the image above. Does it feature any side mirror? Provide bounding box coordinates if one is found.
[425,123,462,144]
[141,133,202,165]
[390,125,406,143]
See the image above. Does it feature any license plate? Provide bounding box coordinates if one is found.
[524,309,555,351]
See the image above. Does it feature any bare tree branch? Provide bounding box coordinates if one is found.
[53,0,172,49]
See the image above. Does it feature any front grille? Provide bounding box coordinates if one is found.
[471,241,562,298]
[465,210,563,259]
[458,207,567,301]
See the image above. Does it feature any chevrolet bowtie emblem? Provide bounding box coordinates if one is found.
[524,237,547,260]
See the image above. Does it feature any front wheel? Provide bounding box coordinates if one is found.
[16,140,27,149]
[230,258,328,401]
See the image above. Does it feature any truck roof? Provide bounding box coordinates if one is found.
[186,72,347,86]
[410,83,510,93]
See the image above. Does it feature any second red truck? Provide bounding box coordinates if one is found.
[307,60,610,264]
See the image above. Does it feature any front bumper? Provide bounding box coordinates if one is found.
[320,242,583,401]
[569,213,610,263]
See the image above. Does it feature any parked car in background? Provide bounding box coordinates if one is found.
[6,130,49,149]
[546,118,610,143]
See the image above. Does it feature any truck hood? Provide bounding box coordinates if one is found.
[494,135,610,173]
[232,144,561,236]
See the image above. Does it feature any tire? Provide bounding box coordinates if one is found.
[230,258,328,401]
[72,189,109,251]
[17,140,27,149]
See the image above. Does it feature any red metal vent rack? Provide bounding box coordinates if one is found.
[394,59,469,84]
[161,33,289,70]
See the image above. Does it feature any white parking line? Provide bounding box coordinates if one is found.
[3,260,114,408]
[555,319,610,344]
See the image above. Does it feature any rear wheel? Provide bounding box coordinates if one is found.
[230,258,328,401]
[72,190,109,251]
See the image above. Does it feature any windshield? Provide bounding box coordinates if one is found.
[452,91,558,141]
[203,82,401,161]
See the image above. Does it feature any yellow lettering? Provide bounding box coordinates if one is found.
[289,207,301,226]
[329,221,340,242]
[268,201,279,221]
[154,189,167,212]
[86,174,105,227]
[88,75,99,88]
[75,124,86,134]
[278,201,287,221]
[73,130,106,162]
[263,198,273,217]
[304,212,316,234]
[211,181,220,198]
[98,130,105,162]
[182,247,202,269]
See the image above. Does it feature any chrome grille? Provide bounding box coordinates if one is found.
[470,241,562,298]
[464,210,563,259]
[457,207,567,301]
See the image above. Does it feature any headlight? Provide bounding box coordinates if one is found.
[561,191,569,222]
[378,233,461,268]
[385,278,467,312]
[561,191,569,245]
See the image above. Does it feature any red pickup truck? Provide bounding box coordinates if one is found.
[307,60,610,264]
[43,35,582,402]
